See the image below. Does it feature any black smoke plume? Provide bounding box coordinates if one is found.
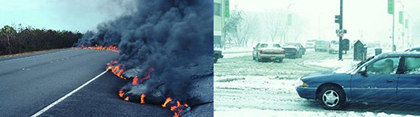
[75,0,213,109]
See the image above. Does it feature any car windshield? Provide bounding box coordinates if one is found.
[357,56,375,68]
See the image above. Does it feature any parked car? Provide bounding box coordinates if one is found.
[296,52,420,110]
[252,43,285,62]
[285,43,306,55]
[214,50,223,63]
[328,40,339,54]
[315,40,330,52]
[305,40,316,49]
[283,45,302,58]
[405,47,420,52]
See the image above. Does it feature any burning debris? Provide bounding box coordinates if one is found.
[75,45,120,53]
[106,60,194,117]
[75,0,213,116]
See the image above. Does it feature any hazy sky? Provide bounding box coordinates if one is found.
[0,0,132,32]
[231,0,420,47]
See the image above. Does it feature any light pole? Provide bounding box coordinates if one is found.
[338,0,343,60]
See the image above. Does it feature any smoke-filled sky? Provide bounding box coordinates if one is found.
[0,0,134,32]
[231,0,420,48]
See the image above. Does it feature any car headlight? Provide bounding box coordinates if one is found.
[296,78,309,87]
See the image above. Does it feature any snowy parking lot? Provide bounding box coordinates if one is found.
[214,49,420,117]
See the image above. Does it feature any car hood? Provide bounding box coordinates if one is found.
[301,70,348,80]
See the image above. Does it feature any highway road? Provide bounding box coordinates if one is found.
[0,49,212,117]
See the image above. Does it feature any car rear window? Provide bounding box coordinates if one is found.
[259,44,268,48]
[273,44,281,48]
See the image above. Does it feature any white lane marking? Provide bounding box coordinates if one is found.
[31,70,108,117]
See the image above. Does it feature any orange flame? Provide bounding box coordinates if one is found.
[132,76,138,85]
[140,93,146,104]
[119,90,124,97]
[162,97,172,107]
[174,112,180,117]
[112,65,119,73]
[124,97,129,101]
[116,69,124,77]
[170,101,181,111]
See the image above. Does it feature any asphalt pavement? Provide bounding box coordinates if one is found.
[0,48,212,117]
[0,49,119,117]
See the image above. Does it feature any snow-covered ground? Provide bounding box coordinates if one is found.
[217,47,253,58]
[214,49,420,117]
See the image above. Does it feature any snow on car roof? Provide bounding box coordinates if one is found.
[376,52,420,58]
[282,45,297,49]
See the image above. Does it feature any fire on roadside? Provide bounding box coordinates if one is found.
[78,45,190,117]
[106,60,189,117]
[76,44,120,53]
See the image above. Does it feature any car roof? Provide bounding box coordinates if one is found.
[258,42,279,45]
[409,47,420,50]
[283,45,297,48]
[285,43,301,45]
[376,52,420,58]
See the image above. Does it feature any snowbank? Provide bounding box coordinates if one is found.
[215,108,414,117]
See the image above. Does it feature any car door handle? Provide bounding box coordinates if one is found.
[387,80,394,82]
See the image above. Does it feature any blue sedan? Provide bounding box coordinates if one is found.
[296,52,420,110]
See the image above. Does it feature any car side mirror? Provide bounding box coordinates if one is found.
[253,47,256,50]
[358,67,367,76]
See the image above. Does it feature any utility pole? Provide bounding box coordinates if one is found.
[334,0,345,60]
[338,0,343,60]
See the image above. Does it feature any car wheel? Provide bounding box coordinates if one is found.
[253,56,256,60]
[278,58,283,62]
[317,85,346,110]
[257,57,262,62]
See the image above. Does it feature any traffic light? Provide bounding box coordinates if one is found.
[388,0,394,14]
[399,11,403,24]
[224,0,230,17]
[335,15,342,24]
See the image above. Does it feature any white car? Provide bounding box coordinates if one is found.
[328,41,339,54]
[252,43,285,62]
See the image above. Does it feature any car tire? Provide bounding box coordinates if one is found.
[317,85,346,110]
[257,57,262,62]
[278,58,283,62]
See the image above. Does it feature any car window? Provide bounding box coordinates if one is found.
[259,44,268,48]
[366,57,400,75]
[273,44,281,48]
[403,57,420,74]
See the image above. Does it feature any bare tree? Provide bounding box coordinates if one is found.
[224,10,256,47]
[264,11,286,43]
[231,12,257,47]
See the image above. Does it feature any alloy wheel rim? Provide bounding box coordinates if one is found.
[322,90,339,107]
